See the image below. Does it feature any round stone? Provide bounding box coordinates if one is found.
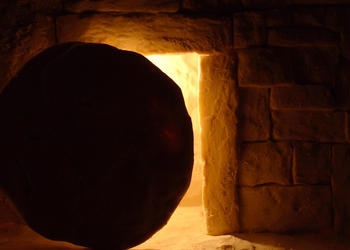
[0,42,193,249]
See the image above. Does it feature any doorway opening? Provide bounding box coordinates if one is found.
[134,53,205,249]
[146,53,203,207]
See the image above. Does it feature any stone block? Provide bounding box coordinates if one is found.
[243,0,350,6]
[32,0,63,13]
[290,0,350,4]
[333,144,350,236]
[182,0,241,12]
[293,6,346,32]
[270,85,335,110]
[334,59,350,108]
[293,143,331,184]
[268,27,339,47]
[343,8,350,33]
[0,0,61,24]
[348,113,350,142]
[200,54,239,235]
[56,14,231,54]
[264,9,293,27]
[233,12,266,48]
[238,87,270,141]
[240,186,332,232]
[238,47,338,87]
[0,2,58,90]
[346,8,350,32]
[291,47,339,85]
[64,0,179,13]
[237,48,294,86]
[0,15,55,91]
[341,33,350,60]
[0,188,23,226]
[241,0,289,8]
[272,110,345,142]
[239,142,292,186]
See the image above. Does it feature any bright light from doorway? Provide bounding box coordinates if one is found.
[132,53,205,249]
[146,53,204,207]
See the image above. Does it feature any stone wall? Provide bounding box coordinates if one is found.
[235,5,350,236]
[1,0,350,238]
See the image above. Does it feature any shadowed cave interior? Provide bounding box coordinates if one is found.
[1,1,350,249]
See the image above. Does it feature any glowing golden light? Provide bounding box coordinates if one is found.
[146,53,204,207]
[132,53,205,249]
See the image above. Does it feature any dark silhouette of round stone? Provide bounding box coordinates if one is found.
[0,42,193,249]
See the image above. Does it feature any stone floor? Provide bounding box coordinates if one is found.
[1,206,350,250]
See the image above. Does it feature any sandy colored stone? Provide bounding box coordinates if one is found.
[0,188,24,226]
[0,0,61,21]
[293,143,331,184]
[182,0,241,11]
[0,15,55,91]
[243,0,350,7]
[265,9,293,27]
[293,6,347,32]
[346,8,350,32]
[272,110,345,142]
[64,0,179,13]
[292,47,339,85]
[348,112,350,142]
[238,87,270,141]
[332,144,350,236]
[241,0,287,7]
[237,48,294,86]
[237,46,338,87]
[56,13,231,54]
[239,142,292,186]
[268,27,339,47]
[240,186,332,232]
[271,85,335,110]
[200,53,239,235]
[290,0,350,5]
[3,217,350,250]
[335,59,350,108]
[234,12,266,48]
[0,0,60,36]
[342,33,350,59]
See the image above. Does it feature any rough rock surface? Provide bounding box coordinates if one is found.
[0,42,193,249]
[199,54,239,235]
[56,14,231,54]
